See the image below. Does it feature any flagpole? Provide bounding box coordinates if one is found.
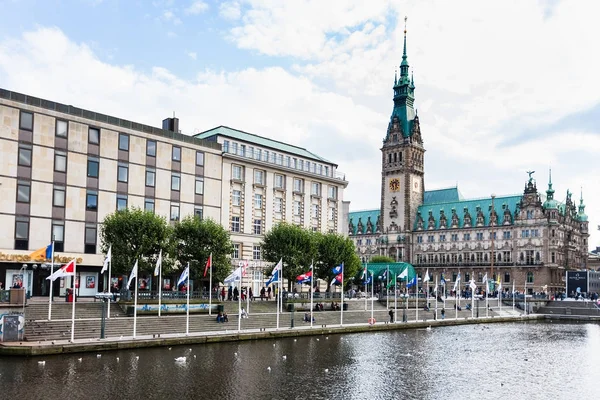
[394,275,397,323]
[435,275,438,320]
[340,263,344,326]
[277,260,281,330]
[107,247,112,319]
[485,276,489,318]
[238,276,242,332]
[370,272,374,323]
[471,280,475,319]
[415,273,418,322]
[512,281,515,312]
[186,262,190,335]
[386,265,389,310]
[310,262,314,329]
[158,251,162,318]
[524,280,527,316]
[404,279,408,321]
[208,253,212,316]
[70,259,77,342]
[133,264,138,339]
[364,263,368,311]
[48,240,55,321]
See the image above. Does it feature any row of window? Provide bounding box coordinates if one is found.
[416,250,542,264]
[231,165,338,199]
[231,243,262,260]
[224,140,332,178]
[14,217,98,254]
[415,229,544,243]
[230,192,336,219]
[17,110,206,167]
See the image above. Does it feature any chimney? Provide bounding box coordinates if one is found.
[162,116,179,133]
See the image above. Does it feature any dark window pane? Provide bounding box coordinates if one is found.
[89,128,100,144]
[119,134,129,151]
[86,193,98,210]
[20,111,33,130]
[118,166,128,182]
[16,221,29,239]
[17,184,30,203]
[172,147,181,161]
[18,148,32,166]
[147,140,156,156]
[87,160,99,177]
[85,227,96,244]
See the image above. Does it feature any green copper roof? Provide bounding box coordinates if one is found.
[390,26,416,139]
[195,125,334,165]
[414,194,522,230]
[348,209,379,235]
[423,187,463,204]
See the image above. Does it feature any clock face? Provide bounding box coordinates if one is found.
[389,178,400,192]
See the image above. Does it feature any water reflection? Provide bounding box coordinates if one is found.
[1,322,599,399]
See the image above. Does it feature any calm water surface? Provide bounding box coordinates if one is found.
[1,321,599,399]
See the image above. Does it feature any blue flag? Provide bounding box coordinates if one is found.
[332,263,343,275]
[406,275,418,288]
[265,269,279,287]
[177,264,190,286]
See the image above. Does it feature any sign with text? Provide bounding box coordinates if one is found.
[566,271,588,295]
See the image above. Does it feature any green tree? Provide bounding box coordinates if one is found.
[369,255,395,264]
[170,216,233,286]
[315,232,361,290]
[261,223,317,290]
[100,208,171,276]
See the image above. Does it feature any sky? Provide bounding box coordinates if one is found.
[0,0,599,250]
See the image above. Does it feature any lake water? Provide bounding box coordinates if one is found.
[1,321,599,399]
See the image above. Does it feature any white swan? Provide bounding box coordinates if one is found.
[175,356,186,363]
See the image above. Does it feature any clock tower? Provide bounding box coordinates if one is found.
[380,21,425,260]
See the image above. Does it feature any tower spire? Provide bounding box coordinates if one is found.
[400,16,409,76]
[546,168,555,200]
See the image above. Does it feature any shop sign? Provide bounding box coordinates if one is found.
[0,252,83,264]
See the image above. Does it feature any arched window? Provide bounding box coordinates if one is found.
[399,152,403,162]
[388,154,392,164]
[394,153,397,163]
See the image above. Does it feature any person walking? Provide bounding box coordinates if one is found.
[249,287,254,301]
[389,309,394,323]
[267,286,272,300]
[441,308,445,320]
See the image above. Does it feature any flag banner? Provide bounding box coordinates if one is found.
[127,260,138,290]
[386,275,397,289]
[406,276,417,288]
[482,274,488,291]
[296,270,312,283]
[453,273,461,292]
[364,276,372,284]
[265,269,280,287]
[330,273,343,286]
[332,263,343,275]
[423,269,430,282]
[361,266,367,280]
[46,260,75,281]
[440,273,446,285]
[273,258,283,274]
[101,245,111,274]
[380,269,388,280]
[30,243,53,261]
[241,260,248,277]
[177,264,190,286]
[469,279,477,291]
[224,267,243,284]
[154,249,162,277]
[398,268,408,280]
[203,253,212,277]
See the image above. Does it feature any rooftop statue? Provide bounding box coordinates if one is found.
[526,170,535,184]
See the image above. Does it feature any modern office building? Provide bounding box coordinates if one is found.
[347,31,590,296]
[0,88,222,297]
[195,126,349,292]
[0,88,349,298]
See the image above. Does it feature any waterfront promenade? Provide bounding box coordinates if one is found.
[0,295,540,356]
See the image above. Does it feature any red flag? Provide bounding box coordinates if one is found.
[241,260,248,277]
[203,254,212,277]
[46,259,75,282]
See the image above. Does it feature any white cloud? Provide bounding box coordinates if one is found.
[185,0,209,15]
[187,51,197,60]
[162,10,182,25]
[219,1,241,20]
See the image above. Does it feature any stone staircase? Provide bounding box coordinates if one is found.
[23,298,490,342]
[537,300,600,316]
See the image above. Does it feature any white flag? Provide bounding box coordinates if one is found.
[398,268,408,279]
[154,250,162,277]
[127,260,138,290]
[101,245,111,274]
[423,269,430,282]
[469,279,477,292]
[46,260,75,281]
[177,263,190,286]
[224,267,243,284]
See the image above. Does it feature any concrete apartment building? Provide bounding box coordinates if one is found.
[0,88,222,298]
[0,88,349,298]
[195,126,349,292]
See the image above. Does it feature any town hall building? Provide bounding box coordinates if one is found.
[347,29,590,296]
